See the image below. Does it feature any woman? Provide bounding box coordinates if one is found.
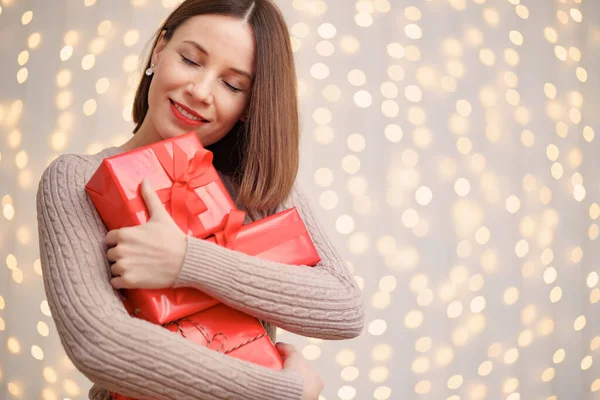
[36,0,364,399]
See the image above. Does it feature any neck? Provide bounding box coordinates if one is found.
[120,118,163,152]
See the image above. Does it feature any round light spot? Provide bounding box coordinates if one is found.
[336,215,355,234]
[342,155,361,174]
[354,90,372,108]
[340,36,360,54]
[454,178,471,197]
[415,380,431,394]
[336,348,356,366]
[385,124,403,142]
[405,310,423,329]
[368,319,387,336]
[355,12,373,27]
[478,360,493,376]
[405,24,422,39]
[372,344,393,361]
[341,366,360,382]
[81,54,96,70]
[318,23,337,39]
[504,287,519,305]
[504,348,519,364]
[310,63,329,79]
[8,337,21,353]
[316,40,334,56]
[387,43,405,59]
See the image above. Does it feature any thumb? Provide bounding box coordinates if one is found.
[275,342,298,359]
[140,178,166,219]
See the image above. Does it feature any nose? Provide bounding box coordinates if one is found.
[187,74,214,104]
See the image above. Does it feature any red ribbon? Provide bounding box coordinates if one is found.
[212,210,247,247]
[211,208,311,257]
[163,318,266,354]
[129,142,217,234]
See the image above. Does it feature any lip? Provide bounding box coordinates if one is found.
[169,99,209,127]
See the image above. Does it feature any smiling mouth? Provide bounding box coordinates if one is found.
[169,99,209,122]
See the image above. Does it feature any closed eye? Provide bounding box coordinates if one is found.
[180,54,243,93]
[180,54,197,66]
[224,82,242,93]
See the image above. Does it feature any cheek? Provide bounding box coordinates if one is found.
[218,96,248,121]
[153,61,186,96]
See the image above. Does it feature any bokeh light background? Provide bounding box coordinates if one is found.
[1,0,600,399]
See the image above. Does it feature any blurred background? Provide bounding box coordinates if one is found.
[1,0,600,399]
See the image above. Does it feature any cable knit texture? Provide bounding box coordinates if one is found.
[36,146,364,400]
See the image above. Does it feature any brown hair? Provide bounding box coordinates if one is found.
[132,0,299,214]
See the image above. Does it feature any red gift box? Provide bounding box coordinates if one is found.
[111,304,283,400]
[86,132,236,327]
[85,131,236,238]
[123,287,220,325]
[122,208,321,325]
[208,208,320,265]
[162,304,283,369]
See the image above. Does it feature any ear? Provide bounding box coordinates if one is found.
[151,29,168,66]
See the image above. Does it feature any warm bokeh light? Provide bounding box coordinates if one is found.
[0,1,598,400]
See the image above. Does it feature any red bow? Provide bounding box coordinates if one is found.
[210,208,311,258]
[128,142,217,234]
[152,142,215,233]
[212,210,247,247]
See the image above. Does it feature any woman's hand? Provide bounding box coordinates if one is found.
[106,178,187,290]
[277,342,324,400]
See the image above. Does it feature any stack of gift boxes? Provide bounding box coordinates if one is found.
[85,132,321,400]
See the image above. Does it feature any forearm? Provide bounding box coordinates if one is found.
[174,231,364,339]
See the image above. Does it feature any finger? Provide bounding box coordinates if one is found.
[106,229,120,246]
[110,275,132,290]
[110,261,125,277]
[110,276,127,290]
[108,226,138,246]
[140,178,166,219]
[106,246,123,263]
[275,342,297,358]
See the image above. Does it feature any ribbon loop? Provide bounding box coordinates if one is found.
[213,210,246,247]
[151,142,215,233]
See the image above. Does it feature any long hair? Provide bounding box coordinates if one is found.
[132,0,299,214]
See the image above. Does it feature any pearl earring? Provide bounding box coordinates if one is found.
[145,63,156,76]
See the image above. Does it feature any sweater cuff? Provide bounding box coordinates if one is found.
[249,370,305,400]
[173,235,241,290]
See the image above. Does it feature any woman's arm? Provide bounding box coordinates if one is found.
[173,182,365,340]
[37,154,304,400]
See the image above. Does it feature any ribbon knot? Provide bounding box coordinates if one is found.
[213,210,247,247]
[151,141,216,233]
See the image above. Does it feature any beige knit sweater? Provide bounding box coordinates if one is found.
[36,145,364,400]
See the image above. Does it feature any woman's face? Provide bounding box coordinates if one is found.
[144,14,255,146]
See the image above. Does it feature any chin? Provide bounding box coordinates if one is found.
[156,121,192,140]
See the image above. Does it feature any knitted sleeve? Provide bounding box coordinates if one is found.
[37,154,304,400]
[173,182,365,340]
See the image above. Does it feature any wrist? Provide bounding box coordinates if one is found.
[172,231,188,282]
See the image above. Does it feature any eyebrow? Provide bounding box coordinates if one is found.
[183,40,254,81]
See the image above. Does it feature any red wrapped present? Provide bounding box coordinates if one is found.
[207,208,321,266]
[86,132,236,327]
[85,131,236,238]
[123,287,220,325]
[110,304,283,400]
[121,208,321,325]
[162,304,283,369]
